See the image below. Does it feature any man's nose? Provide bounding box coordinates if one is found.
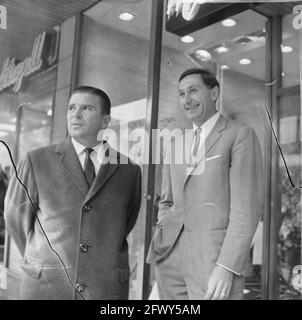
[73,107,82,118]
[184,93,192,104]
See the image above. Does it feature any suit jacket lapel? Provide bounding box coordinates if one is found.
[56,138,89,196]
[184,115,227,184]
[84,144,120,203]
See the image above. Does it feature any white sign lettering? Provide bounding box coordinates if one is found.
[0,32,46,92]
[167,0,201,21]
[0,5,7,29]
[292,5,302,30]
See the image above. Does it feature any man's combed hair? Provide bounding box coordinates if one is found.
[179,68,220,90]
[71,85,111,115]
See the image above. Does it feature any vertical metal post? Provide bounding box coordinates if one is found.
[136,0,163,300]
[269,14,282,300]
[263,15,282,300]
[70,12,83,94]
[261,17,272,301]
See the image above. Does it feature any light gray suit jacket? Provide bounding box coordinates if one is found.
[147,115,263,295]
[4,138,141,300]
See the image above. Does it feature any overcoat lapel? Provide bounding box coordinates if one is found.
[56,138,89,196]
[84,144,120,203]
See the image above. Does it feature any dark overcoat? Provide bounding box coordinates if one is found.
[4,139,141,300]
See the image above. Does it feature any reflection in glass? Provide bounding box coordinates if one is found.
[278,13,301,299]
[82,0,152,299]
[156,9,268,300]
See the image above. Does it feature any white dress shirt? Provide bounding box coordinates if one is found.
[71,138,105,175]
[191,112,220,155]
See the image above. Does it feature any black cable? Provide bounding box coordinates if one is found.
[0,139,85,300]
[263,104,302,190]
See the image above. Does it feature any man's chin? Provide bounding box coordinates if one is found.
[69,131,85,139]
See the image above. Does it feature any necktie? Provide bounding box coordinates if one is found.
[191,127,201,163]
[83,148,95,187]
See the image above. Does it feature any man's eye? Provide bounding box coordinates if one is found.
[68,105,74,111]
[179,92,185,97]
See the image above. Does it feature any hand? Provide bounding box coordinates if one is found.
[204,265,234,300]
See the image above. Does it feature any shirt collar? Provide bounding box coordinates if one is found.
[193,112,220,133]
[71,138,103,156]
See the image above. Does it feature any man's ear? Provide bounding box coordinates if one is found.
[210,86,219,101]
[103,114,111,128]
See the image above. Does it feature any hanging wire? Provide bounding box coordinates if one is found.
[0,139,85,300]
[263,104,302,190]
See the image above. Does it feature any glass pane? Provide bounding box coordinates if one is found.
[218,12,268,300]
[18,99,53,159]
[153,9,268,300]
[81,0,151,299]
[278,13,301,300]
[0,93,17,262]
[7,95,54,274]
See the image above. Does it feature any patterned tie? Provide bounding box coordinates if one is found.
[191,127,201,163]
[83,148,95,187]
[192,127,201,157]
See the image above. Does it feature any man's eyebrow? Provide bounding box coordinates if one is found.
[178,85,198,91]
[66,103,95,108]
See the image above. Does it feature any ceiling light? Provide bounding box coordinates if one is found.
[119,11,135,21]
[220,65,229,70]
[281,45,293,53]
[215,46,230,54]
[195,50,212,62]
[282,72,285,77]
[181,35,194,43]
[47,109,53,116]
[222,19,236,27]
[239,58,252,65]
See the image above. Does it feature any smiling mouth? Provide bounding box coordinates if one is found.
[185,104,199,111]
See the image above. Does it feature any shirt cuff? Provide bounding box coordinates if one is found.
[216,263,241,276]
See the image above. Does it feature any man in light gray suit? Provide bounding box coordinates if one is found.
[147,68,263,300]
[4,86,141,300]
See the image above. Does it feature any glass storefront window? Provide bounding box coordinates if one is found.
[278,12,301,300]
[0,92,17,262]
[154,8,269,299]
[17,98,53,160]
[81,0,152,299]
[1,67,56,272]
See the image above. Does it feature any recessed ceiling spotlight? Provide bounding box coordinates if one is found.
[282,72,285,77]
[195,50,212,62]
[220,65,229,70]
[239,58,252,65]
[215,46,230,54]
[181,35,194,43]
[119,11,135,21]
[47,109,53,116]
[222,19,236,27]
[281,45,293,53]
